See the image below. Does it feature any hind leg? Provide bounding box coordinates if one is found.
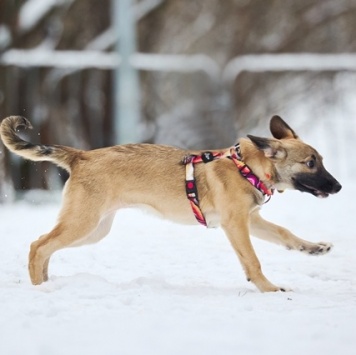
[70,211,116,247]
[38,211,116,283]
[29,207,116,285]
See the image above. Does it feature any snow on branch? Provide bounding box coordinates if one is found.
[0,50,220,80]
[85,0,165,52]
[2,50,356,82]
[0,49,119,69]
[223,53,356,83]
[19,0,74,33]
[132,53,220,80]
[134,0,165,21]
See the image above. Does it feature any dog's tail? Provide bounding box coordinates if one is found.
[0,116,79,172]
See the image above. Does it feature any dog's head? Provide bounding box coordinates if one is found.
[247,116,342,198]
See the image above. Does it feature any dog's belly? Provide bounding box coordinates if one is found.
[130,203,200,226]
[125,203,221,229]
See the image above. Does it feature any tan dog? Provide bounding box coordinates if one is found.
[0,115,341,292]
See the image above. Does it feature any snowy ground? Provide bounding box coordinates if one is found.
[0,183,355,355]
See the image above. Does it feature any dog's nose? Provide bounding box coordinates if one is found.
[334,182,342,193]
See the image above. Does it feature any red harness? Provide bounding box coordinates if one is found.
[183,144,273,227]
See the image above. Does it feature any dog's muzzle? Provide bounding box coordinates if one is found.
[292,171,342,198]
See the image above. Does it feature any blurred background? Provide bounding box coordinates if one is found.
[1,0,356,202]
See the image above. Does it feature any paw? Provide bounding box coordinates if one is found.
[278,286,292,292]
[252,277,292,293]
[259,285,292,293]
[299,242,333,255]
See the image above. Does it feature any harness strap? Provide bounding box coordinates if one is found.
[185,158,207,226]
[184,152,223,227]
[183,144,273,227]
[229,146,273,197]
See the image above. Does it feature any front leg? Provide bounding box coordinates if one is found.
[249,209,333,255]
[221,212,286,292]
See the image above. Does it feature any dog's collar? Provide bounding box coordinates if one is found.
[183,144,273,227]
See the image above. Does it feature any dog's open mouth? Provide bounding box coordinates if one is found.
[293,180,330,198]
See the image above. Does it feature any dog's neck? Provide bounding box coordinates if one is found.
[238,138,277,190]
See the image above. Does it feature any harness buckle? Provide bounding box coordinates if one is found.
[201,151,215,163]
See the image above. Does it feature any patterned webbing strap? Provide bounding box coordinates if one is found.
[184,152,224,226]
[229,145,273,197]
[183,145,273,227]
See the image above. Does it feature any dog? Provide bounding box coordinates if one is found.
[0,115,341,292]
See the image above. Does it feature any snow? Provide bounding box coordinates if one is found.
[0,183,355,355]
[0,25,11,50]
[0,49,120,69]
[223,53,356,83]
[19,0,74,33]
[0,49,220,81]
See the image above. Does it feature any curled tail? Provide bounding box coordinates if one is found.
[0,116,79,172]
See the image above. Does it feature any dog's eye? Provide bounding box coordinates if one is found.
[306,160,315,169]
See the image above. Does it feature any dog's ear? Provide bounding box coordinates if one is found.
[270,115,298,140]
[247,135,286,159]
